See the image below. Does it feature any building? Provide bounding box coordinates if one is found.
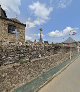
[44,41,48,44]
[63,37,77,47]
[0,5,26,44]
[26,40,33,46]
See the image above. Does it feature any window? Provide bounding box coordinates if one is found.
[8,24,16,34]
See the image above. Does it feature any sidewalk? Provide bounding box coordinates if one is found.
[39,55,80,92]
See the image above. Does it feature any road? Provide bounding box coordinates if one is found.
[38,56,80,92]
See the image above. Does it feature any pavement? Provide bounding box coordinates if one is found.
[38,56,80,92]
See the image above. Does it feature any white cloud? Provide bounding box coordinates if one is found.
[27,1,53,28]
[26,20,36,28]
[49,0,72,8]
[26,18,46,28]
[63,27,77,35]
[63,27,72,34]
[58,0,72,8]
[34,19,45,25]
[29,1,53,20]
[49,30,64,37]
[26,0,72,29]
[0,0,21,15]
[37,33,44,37]
[49,27,77,37]
[25,35,32,41]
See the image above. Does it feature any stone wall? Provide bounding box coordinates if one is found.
[0,52,70,92]
[0,45,77,92]
[0,18,25,44]
[0,45,70,66]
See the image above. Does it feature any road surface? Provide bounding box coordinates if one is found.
[38,56,80,92]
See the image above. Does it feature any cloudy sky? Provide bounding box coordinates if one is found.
[0,0,80,43]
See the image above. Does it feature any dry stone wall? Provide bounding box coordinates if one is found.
[0,45,70,66]
[0,45,77,92]
[0,52,70,92]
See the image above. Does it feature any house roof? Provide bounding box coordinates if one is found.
[0,16,26,26]
[0,5,26,27]
[11,18,21,23]
[0,5,7,18]
[63,37,76,44]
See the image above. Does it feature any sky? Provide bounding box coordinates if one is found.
[0,0,80,43]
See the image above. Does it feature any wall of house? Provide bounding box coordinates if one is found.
[0,18,25,44]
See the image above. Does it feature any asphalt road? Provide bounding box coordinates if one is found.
[38,56,80,92]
